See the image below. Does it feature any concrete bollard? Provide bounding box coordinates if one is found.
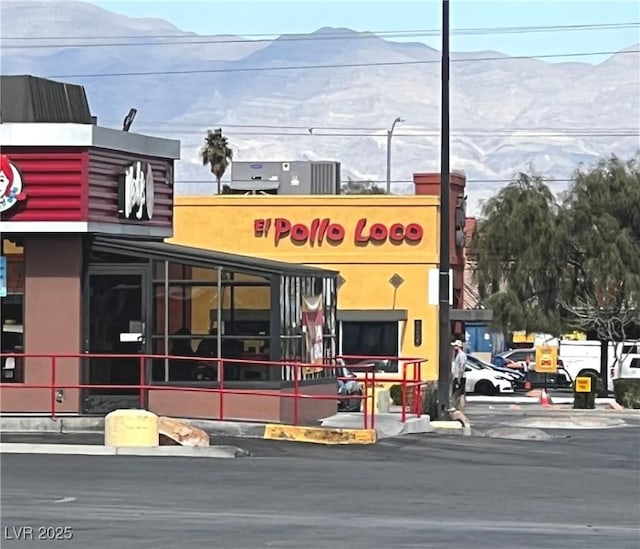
[373,387,391,414]
[104,409,159,447]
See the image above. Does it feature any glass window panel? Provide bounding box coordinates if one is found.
[152,260,166,280]
[1,240,25,384]
[153,285,220,338]
[191,266,217,283]
[229,272,271,284]
[166,262,192,281]
[218,336,271,381]
[151,337,168,382]
[341,321,399,373]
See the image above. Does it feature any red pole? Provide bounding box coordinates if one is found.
[363,368,369,429]
[411,362,417,416]
[401,361,407,423]
[51,356,57,420]
[139,355,145,409]
[371,366,376,431]
[219,359,224,420]
[293,362,300,426]
[417,361,423,417]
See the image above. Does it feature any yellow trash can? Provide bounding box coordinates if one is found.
[104,409,159,447]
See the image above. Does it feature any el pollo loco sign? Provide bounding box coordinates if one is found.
[254,218,424,246]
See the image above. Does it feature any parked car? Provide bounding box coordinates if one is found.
[467,354,525,390]
[493,348,571,388]
[492,348,536,369]
[464,361,514,395]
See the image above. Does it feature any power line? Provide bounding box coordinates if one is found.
[41,49,639,79]
[2,22,637,44]
[97,121,640,133]
[173,178,577,185]
[117,129,640,138]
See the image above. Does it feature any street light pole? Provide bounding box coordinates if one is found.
[386,116,404,193]
[437,0,452,419]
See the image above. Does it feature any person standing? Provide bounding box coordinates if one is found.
[450,340,468,411]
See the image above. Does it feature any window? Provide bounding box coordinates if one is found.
[509,351,534,362]
[1,239,24,383]
[341,321,399,372]
[151,262,272,383]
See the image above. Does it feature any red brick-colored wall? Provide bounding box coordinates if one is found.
[413,172,466,311]
[148,381,337,424]
[1,236,83,412]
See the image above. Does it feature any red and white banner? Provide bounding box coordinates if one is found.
[302,294,324,372]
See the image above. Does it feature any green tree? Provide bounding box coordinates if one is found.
[341,179,387,194]
[200,128,233,194]
[561,155,640,342]
[470,173,568,334]
[471,156,640,340]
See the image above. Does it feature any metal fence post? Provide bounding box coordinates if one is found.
[51,356,57,420]
[219,358,225,421]
[401,362,407,423]
[363,368,369,429]
[138,355,145,409]
[293,362,300,426]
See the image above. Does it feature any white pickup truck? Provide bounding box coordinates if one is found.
[559,340,640,391]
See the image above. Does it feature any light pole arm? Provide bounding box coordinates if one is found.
[386,117,402,194]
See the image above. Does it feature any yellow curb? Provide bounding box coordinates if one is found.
[264,424,377,445]
[430,420,463,429]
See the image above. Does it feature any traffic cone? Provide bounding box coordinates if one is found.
[539,388,551,407]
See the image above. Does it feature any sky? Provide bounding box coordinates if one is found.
[91,0,640,63]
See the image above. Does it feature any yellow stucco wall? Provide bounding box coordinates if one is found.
[170,195,441,380]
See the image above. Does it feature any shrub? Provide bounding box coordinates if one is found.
[390,382,438,416]
[389,384,403,406]
[420,381,438,419]
[613,379,640,409]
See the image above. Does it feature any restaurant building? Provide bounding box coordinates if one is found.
[0,75,338,422]
[170,172,485,382]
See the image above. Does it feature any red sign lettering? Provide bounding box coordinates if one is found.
[254,218,423,246]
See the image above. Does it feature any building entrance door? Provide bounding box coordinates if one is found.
[83,266,149,414]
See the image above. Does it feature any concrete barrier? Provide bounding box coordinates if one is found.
[158,416,210,446]
[263,424,377,445]
[104,409,159,447]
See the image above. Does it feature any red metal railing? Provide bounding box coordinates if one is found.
[0,352,429,429]
[337,355,430,425]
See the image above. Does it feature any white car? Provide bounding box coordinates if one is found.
[464,361,514,395]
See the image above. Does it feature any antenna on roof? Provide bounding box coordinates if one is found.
[122,108,137,132]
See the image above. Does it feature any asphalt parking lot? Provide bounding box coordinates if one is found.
[2,418,639,549]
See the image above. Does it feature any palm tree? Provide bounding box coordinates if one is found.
[200,128,233,194]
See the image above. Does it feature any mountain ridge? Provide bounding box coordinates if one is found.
[1,1,638,212]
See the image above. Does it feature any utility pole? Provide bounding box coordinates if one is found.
[436,0,452,419]
[386,116,404,193]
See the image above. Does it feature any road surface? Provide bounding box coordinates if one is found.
[2,423,639,548]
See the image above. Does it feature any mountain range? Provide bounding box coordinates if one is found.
[1,0,639,213]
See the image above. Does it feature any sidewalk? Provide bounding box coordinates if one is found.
[0,411,434,447]
[0,442,249,458]
[465,394,621,406]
